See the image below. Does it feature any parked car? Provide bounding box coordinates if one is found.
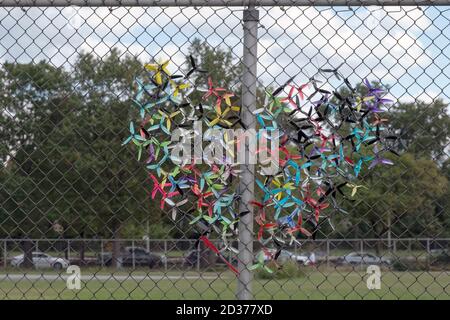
[98,246,163,268]
[337,252,391,265]
[10,252,69,270]
[183,249,200,267]
[260,249,316,265]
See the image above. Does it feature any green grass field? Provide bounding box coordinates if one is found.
[0,271,448,299]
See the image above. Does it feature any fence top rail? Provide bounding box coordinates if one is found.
[1,238,449,241]
[0,0,448,7]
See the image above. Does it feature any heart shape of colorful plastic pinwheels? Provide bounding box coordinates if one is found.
[123,57,398,274]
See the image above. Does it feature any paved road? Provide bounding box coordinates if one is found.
[0,274,224,281]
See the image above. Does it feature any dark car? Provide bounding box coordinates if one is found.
[98,246,163,268]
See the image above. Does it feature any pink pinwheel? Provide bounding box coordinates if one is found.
[202,77,226,100]
[192,184,214,216]
[149,174,179,209]
[304,190,330,222]
[286,213,312,237]
[295,82,310,101]
[281,85,298,108]
[149,173,169,198]
[252,200,277,240]
[255,213,276,241]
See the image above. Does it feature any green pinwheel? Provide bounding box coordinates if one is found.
[249,251,273,273]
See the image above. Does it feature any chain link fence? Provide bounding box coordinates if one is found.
[0,0,449,300]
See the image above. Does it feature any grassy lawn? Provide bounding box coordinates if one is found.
[0,271,448,299]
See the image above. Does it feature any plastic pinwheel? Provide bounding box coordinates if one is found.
[145,60,171,85]
[249,250,274,273]
[369,145,394,169]
[122,122,146,146]
[346,183,368,197]
[206,103,240,128]
[263,87,284,115]
[202,77,226,100]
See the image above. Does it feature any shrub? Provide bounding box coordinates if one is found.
[255,261,307,280]
[431,251,450,267]
[392,258,428,271]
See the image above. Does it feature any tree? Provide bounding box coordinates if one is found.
[346,153,446,240]
[186,38,242,95]
[0,51,164,267]
[389,99,450,162]
[0,61,73,266]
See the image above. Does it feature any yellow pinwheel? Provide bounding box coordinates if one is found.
[346,183,368,197]
[355,95,375,112]
[171,80,190,97]
[148,109,181,134]
[207,104,240,128]
[220,92,234,108]
[271,177,295,201]
[144,60,171,85]
[158,109,181,132]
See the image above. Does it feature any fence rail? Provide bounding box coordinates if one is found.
[2,1,449,7]
[1,238,448,267]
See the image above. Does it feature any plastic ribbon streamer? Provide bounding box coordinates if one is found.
[123,57,398,274]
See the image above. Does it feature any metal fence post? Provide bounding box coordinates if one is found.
[196,244,201,272]
[164,240,168,272]
[3,240,6,269]
[360,240,364,269]
[326,240,330,269]
[132,240,136,269]
[67,239,71,262]
[237,1,259,301]
[101,239,104,267]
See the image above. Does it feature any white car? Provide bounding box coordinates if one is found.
[10,252,70,270]
[339,252,391,265]
[262,249,316,265]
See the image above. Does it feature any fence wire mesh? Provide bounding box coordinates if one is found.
[0,1,449,300]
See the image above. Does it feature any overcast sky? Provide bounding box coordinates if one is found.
[1,5,449,104]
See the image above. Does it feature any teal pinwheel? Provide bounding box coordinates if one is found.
[354,154,375,177]
[122,122,146,146]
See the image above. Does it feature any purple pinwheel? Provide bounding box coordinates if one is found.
[368,145,394,169]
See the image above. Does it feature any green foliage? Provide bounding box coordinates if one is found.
[337,153,448,239]
[0,50,161,239]
[389,99,450,161]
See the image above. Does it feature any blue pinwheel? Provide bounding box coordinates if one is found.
[167,175,191,194]
[354,154,375,177]
[283,159,301,186]
[122,122,146,146]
